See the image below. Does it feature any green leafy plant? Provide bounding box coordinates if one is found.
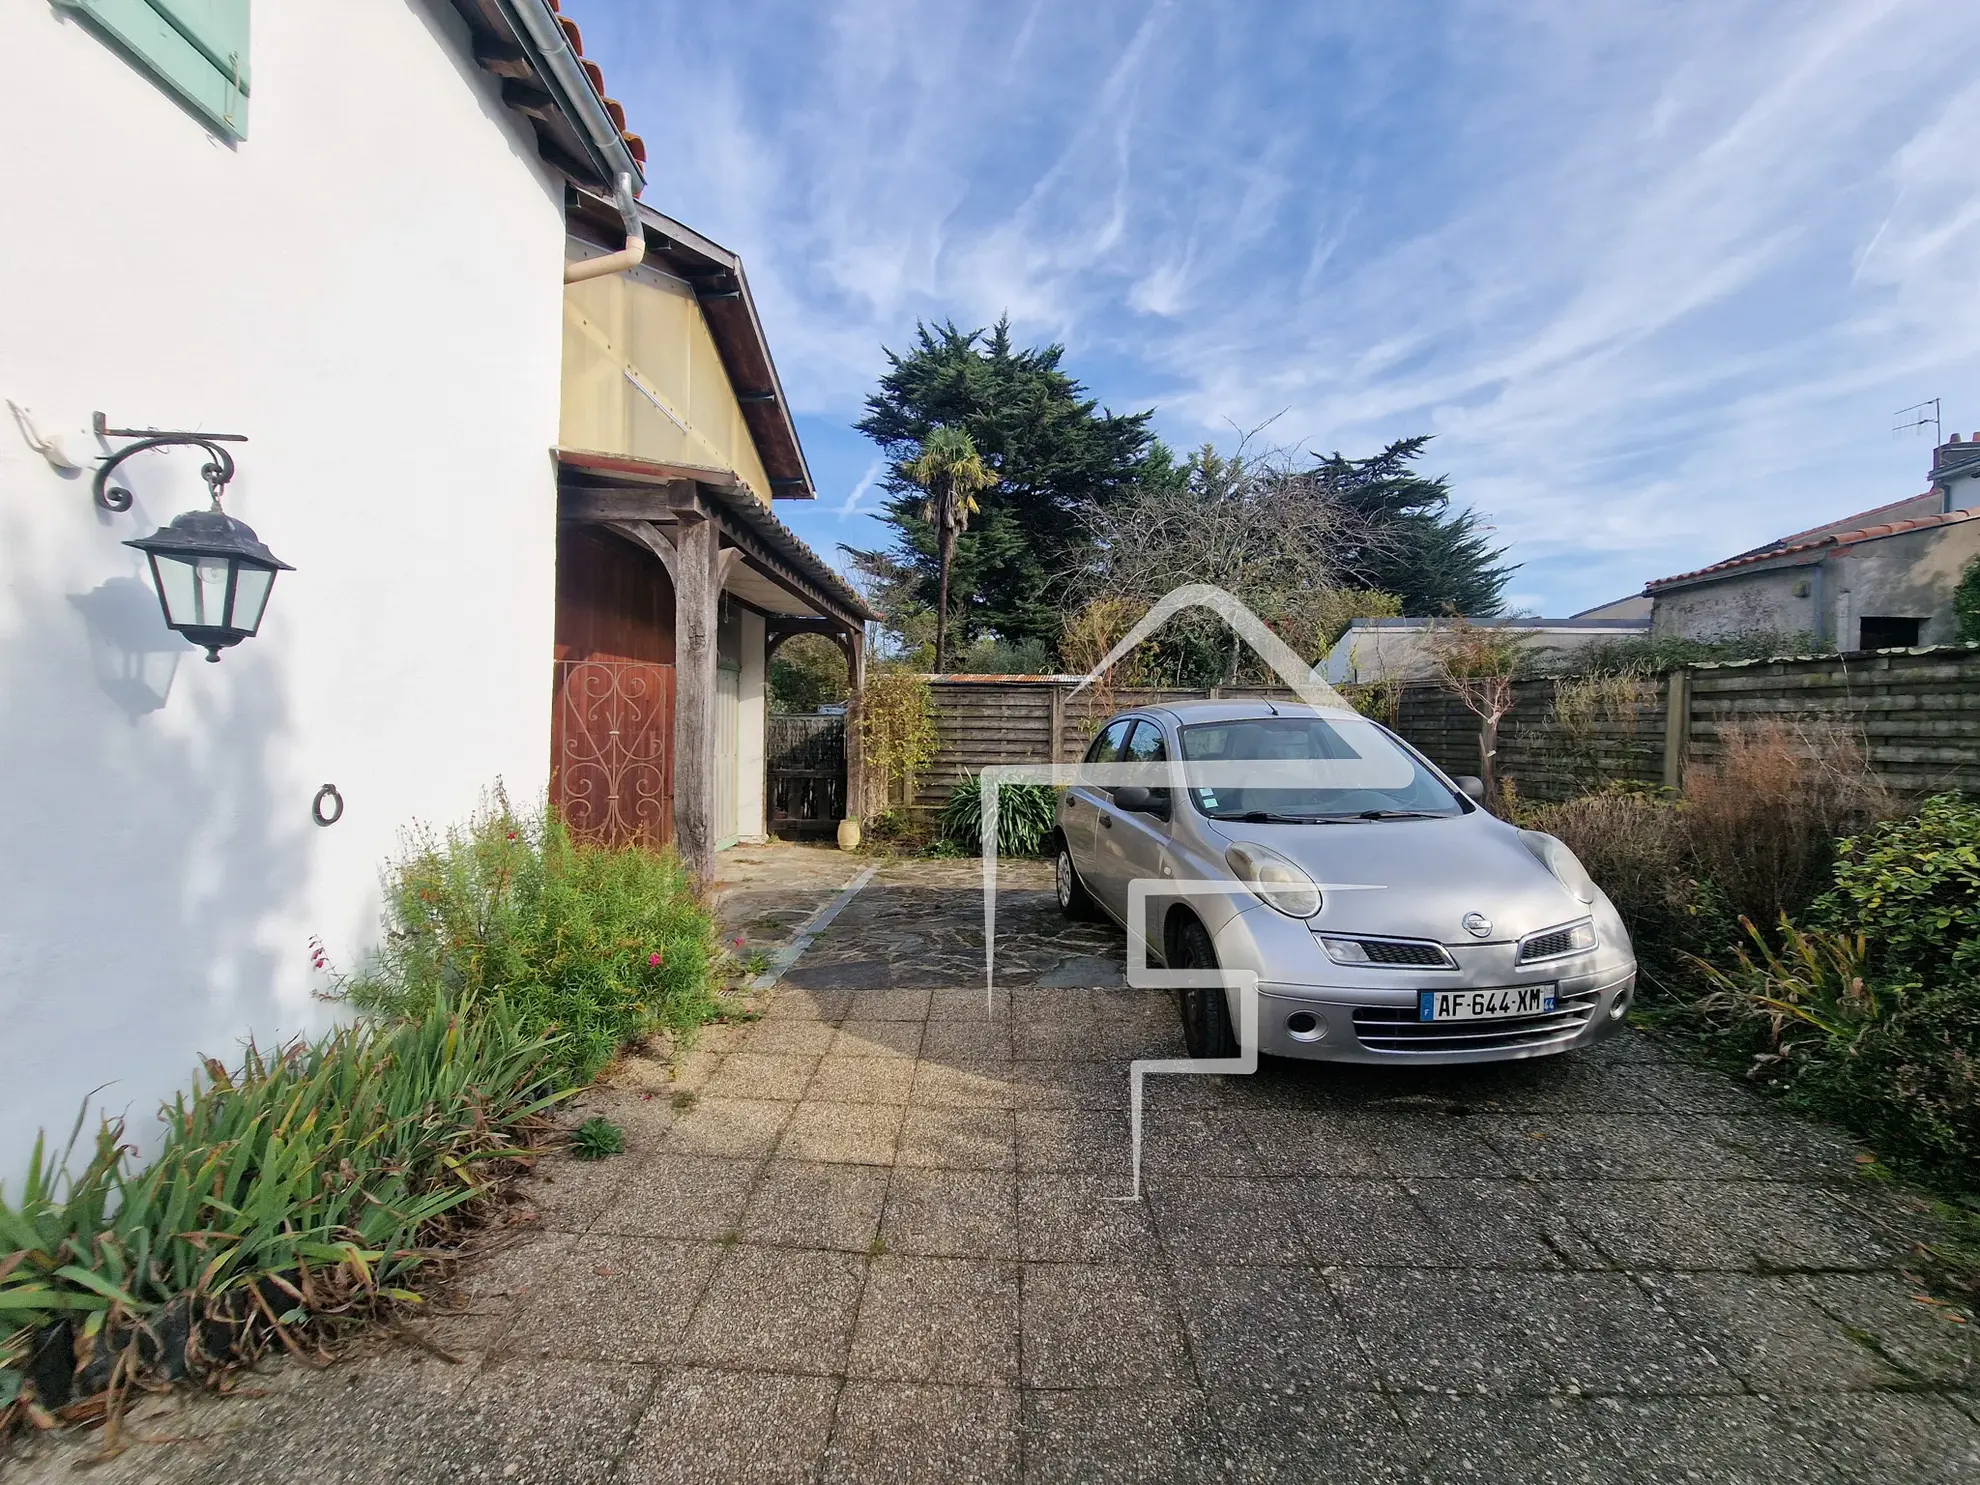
[1692,918,1890,1049]
[938,775,1060,856]
[857,672,939,811]
[570,1117,625,1161]
[1814,793,1980,984]
[2,990,565,1428]
[348,789,716,1084]
[1955,554,1980,644]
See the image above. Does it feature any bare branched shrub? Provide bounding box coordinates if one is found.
[1424,615,1536,802]
[1683,717,1896,931]
[1067,437,1403,686]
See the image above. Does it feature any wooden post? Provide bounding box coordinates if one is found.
[844,626,867,823]
[1048,681,1065,763]
[672,501,720,889]
[1662,668,1692,791]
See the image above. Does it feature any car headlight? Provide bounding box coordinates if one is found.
[1518,830,1598,904]
[1226,843,1322,918]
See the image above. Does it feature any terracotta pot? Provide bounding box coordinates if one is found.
[836,818,862,851]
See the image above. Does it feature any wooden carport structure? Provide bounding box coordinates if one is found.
[555,450,871,886]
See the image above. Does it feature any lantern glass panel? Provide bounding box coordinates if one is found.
[195,558,232,626]
[152,554,200,629]
[231,565,275,633]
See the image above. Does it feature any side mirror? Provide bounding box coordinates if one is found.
[1454,776,1487,804]
[1112,785,1170,818]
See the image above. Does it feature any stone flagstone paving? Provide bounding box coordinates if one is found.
[15,844,1978,1483]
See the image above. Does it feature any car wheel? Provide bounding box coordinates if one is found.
[1056,845,1099,922]
[1172,914,1238,1059]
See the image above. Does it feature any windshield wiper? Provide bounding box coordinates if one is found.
[1212,809,1330,824]
[1352,809,1444,820]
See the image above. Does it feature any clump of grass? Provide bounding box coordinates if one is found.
[1,990,565,1431]
[937,775,1059,856]
[571,1118,625,1161]
[349,789,718,1084]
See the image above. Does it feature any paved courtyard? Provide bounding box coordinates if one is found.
[18,845,1978,1483]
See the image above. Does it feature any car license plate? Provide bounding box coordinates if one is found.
[1418,986,1556,1022]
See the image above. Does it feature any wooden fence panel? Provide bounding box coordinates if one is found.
[906,647,1979,816]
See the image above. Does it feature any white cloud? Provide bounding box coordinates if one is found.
[837,457,888,517]
[590,0,1980,612]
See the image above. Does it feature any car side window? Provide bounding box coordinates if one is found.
[1122,721,1167,765]
[1122,720,1172,806]
[1085,718,1134,764]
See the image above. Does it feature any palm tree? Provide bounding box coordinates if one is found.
[903,424,997,672]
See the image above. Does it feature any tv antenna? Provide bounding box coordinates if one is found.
[1893,398,1941,442]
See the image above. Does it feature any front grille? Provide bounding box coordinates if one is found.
[1357,938,1453,967]
[1351,986,1599,1054]
[1519,927,1579,962]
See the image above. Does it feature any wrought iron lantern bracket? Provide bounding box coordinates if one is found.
[91,411,248,512]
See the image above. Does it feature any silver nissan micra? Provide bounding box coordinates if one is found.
[1049,700,1636,1063]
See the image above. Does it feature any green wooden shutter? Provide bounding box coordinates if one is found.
[57,0,250,140]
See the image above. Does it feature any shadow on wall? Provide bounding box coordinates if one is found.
[68,576,193,718]
[0,517,311,1181]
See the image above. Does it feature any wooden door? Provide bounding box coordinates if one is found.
[551,659,676,850]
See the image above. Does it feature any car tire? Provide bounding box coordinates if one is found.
[1055,845,1100,922]
[1172,914,1238,1059]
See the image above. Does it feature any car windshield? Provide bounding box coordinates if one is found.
[1177,716,1463,821]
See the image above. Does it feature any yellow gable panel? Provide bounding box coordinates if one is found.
[559,256,774,504]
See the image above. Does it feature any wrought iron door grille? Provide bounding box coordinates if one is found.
[552,659,675,850]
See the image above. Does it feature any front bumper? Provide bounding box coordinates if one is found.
[1250,964,1636,1064]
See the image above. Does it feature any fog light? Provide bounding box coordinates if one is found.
[1286,1011,1325,1042]
[1608,985,1633,1020]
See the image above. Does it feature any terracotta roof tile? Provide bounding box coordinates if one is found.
[1646,507,1977,592]
[538,1,644,194]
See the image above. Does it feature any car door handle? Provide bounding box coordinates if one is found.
[1100,815,1112,829]
[1066,795,1079,807]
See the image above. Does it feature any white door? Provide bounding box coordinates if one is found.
[715,665,741,849]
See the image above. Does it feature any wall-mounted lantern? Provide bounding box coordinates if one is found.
[94,415,293,663]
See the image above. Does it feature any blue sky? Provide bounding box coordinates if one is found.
[579,0,1980,616]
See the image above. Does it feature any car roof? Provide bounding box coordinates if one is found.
[1120,699,1367,726]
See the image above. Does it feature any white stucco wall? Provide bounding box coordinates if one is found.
[1323,621,1652,683]
[0,1,567,1176]
[736,608,767,843]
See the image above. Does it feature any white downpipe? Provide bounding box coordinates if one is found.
[565,172,645,284]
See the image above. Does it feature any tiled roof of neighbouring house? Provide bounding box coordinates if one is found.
[1645,507,1980,593]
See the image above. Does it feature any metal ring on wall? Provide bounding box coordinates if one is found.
[312,784,344,827]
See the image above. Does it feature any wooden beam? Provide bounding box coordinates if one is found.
[845,629,868,825]
[1662,668,1692,789]
[473,38,532,78]
[603,520,677,582]
[500,79,558,121]
[673,504,721,888]
[560,483,699,523]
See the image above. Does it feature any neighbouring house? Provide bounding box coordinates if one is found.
[0,0,863,1174]
[1645,438,1980,650]
[1322,616,1651,684]
[1568,593,1653,622]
